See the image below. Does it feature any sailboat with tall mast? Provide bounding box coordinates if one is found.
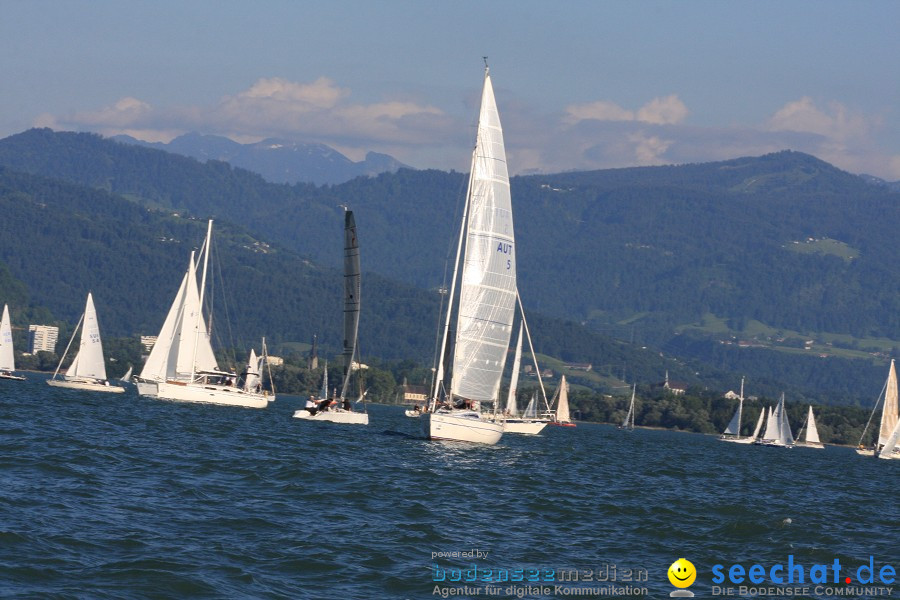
[0,304,25,381]
[134,220,269,408]
[47,293,124,393]
[855,359,899,458]
[295,209,368,425]
[794,405,824,449]
[720,377,756,443]
[422,64,515,445]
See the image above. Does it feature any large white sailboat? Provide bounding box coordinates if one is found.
[855,359,899,458]
[0,304,25,381]
[294,210,368,425]
[135,220,268,408]
[794,405,824,449]
[720,377,756,444]
[754,392,793,447]
[422,65,515,445]
[47,293,124,393]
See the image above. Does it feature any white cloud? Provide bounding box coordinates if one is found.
[565,95,688,126]
[766,97,869,142]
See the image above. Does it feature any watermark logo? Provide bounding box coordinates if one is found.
[668,558,696,597]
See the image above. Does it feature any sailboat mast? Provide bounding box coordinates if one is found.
[190,219,214,384]
[737,376,744,438]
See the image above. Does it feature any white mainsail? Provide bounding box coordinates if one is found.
[244,348,260,392]
[505,322,524,416]
[878,359,898,449]
[556,375,571,422]
[449,71,517,404]
[762,406,778,441]
[0,304,16,372]
[523,393,537,418]
[67,293,107,381]
[622,384,636,429]
[779,395,794,446]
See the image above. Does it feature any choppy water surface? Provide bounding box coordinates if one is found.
[1,377,897,599]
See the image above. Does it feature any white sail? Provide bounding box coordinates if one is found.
[878,359,898,449]
[170,256,218,379]
[622,384,636,429]
[523,393,537,418]
[750,408,765,439]
[244,348,260,392]
[762,405,778,441]
[556,375,571,422]
[320,361,329,399]
[505,322,524,415]
[67,293,107,381]
[804,406,821,444]
[121,366,132,383]
[723,407,741,436]
[778,394,794,445]
[140,268,189,382]
[880,420,900,457]
[0,304,15,372]
[449,72,517,404]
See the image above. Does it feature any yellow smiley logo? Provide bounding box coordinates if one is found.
[668,558,696,588]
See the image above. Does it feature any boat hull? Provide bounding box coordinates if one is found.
[153,380,268,409]
[135,379,159,397]
[293,409,369,424]
[47,379,125,393]
[794,441,825,449]
[0,372,26,381]
[719,436,756,444]
[502,419,547,435]
[423,411,503,444]
[404,409,422,418]
[548,421,576,428]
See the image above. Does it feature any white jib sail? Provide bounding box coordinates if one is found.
[0,304,15,372]
[244,348,260,392]
[778,395,794,445]
[140,268,190,382]
[68,293,107,380]
[505,322,523,416]
[878,359,898,448]
[750,408,765,439]
[450,71,517,404]
[805,406,820,444]
[762,405,778,441]
[724,407,741,436]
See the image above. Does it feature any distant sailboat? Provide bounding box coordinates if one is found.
[489,322,549,435]
[47,293,124,393]
[755,392,793,447]
[549,375,576,427]
[619,384,636,431]
[794,405,824,449]
[134,220,268,408]
[720,377,755,444]
[294,210,368,425]
[119,365,133,384]
[0,304,26,381]
[855,359,899,458]
[422,65,515,445]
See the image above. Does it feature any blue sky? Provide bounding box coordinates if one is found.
[3,0,900,178]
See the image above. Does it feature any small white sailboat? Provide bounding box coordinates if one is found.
[0,304,26,381]
[294,210,368,425]
[754,392,793,447]
[856,359,900,458]
[719,377,756,444]
[488,321,549,435]
[794,405,825,449]
[619,384,636,431]
[119,365,133,384]
[241,340,276,401]
[548,375,576,427]
[47,293,124,393]
[135,220,268,408]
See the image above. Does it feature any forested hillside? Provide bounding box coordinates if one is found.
[3,128,900,404]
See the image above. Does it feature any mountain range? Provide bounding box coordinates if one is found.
[2,128,900,405]
[112,132,407,185]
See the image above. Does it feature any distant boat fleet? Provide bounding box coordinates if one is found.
[2,65,900,454]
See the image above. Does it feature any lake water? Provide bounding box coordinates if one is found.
[1,376,897,599]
